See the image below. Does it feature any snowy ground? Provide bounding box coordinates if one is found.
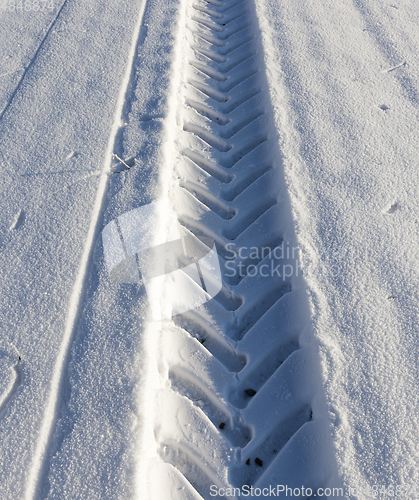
[1,0,419,499]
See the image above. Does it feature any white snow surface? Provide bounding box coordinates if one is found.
[0,0,418,498]
[256,0,419,494]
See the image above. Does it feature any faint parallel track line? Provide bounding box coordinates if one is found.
[0,0,70,123]
[23,1,151,498]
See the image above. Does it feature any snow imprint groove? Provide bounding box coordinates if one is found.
[152,0,334,497]
[23,1,152,498]
[0,350,21,417]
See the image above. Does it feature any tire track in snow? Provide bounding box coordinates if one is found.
[151,0,335,497]
[23,2,151,498]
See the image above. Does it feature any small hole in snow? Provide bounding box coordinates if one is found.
[387,202,399,213]
[244,388,256,397]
